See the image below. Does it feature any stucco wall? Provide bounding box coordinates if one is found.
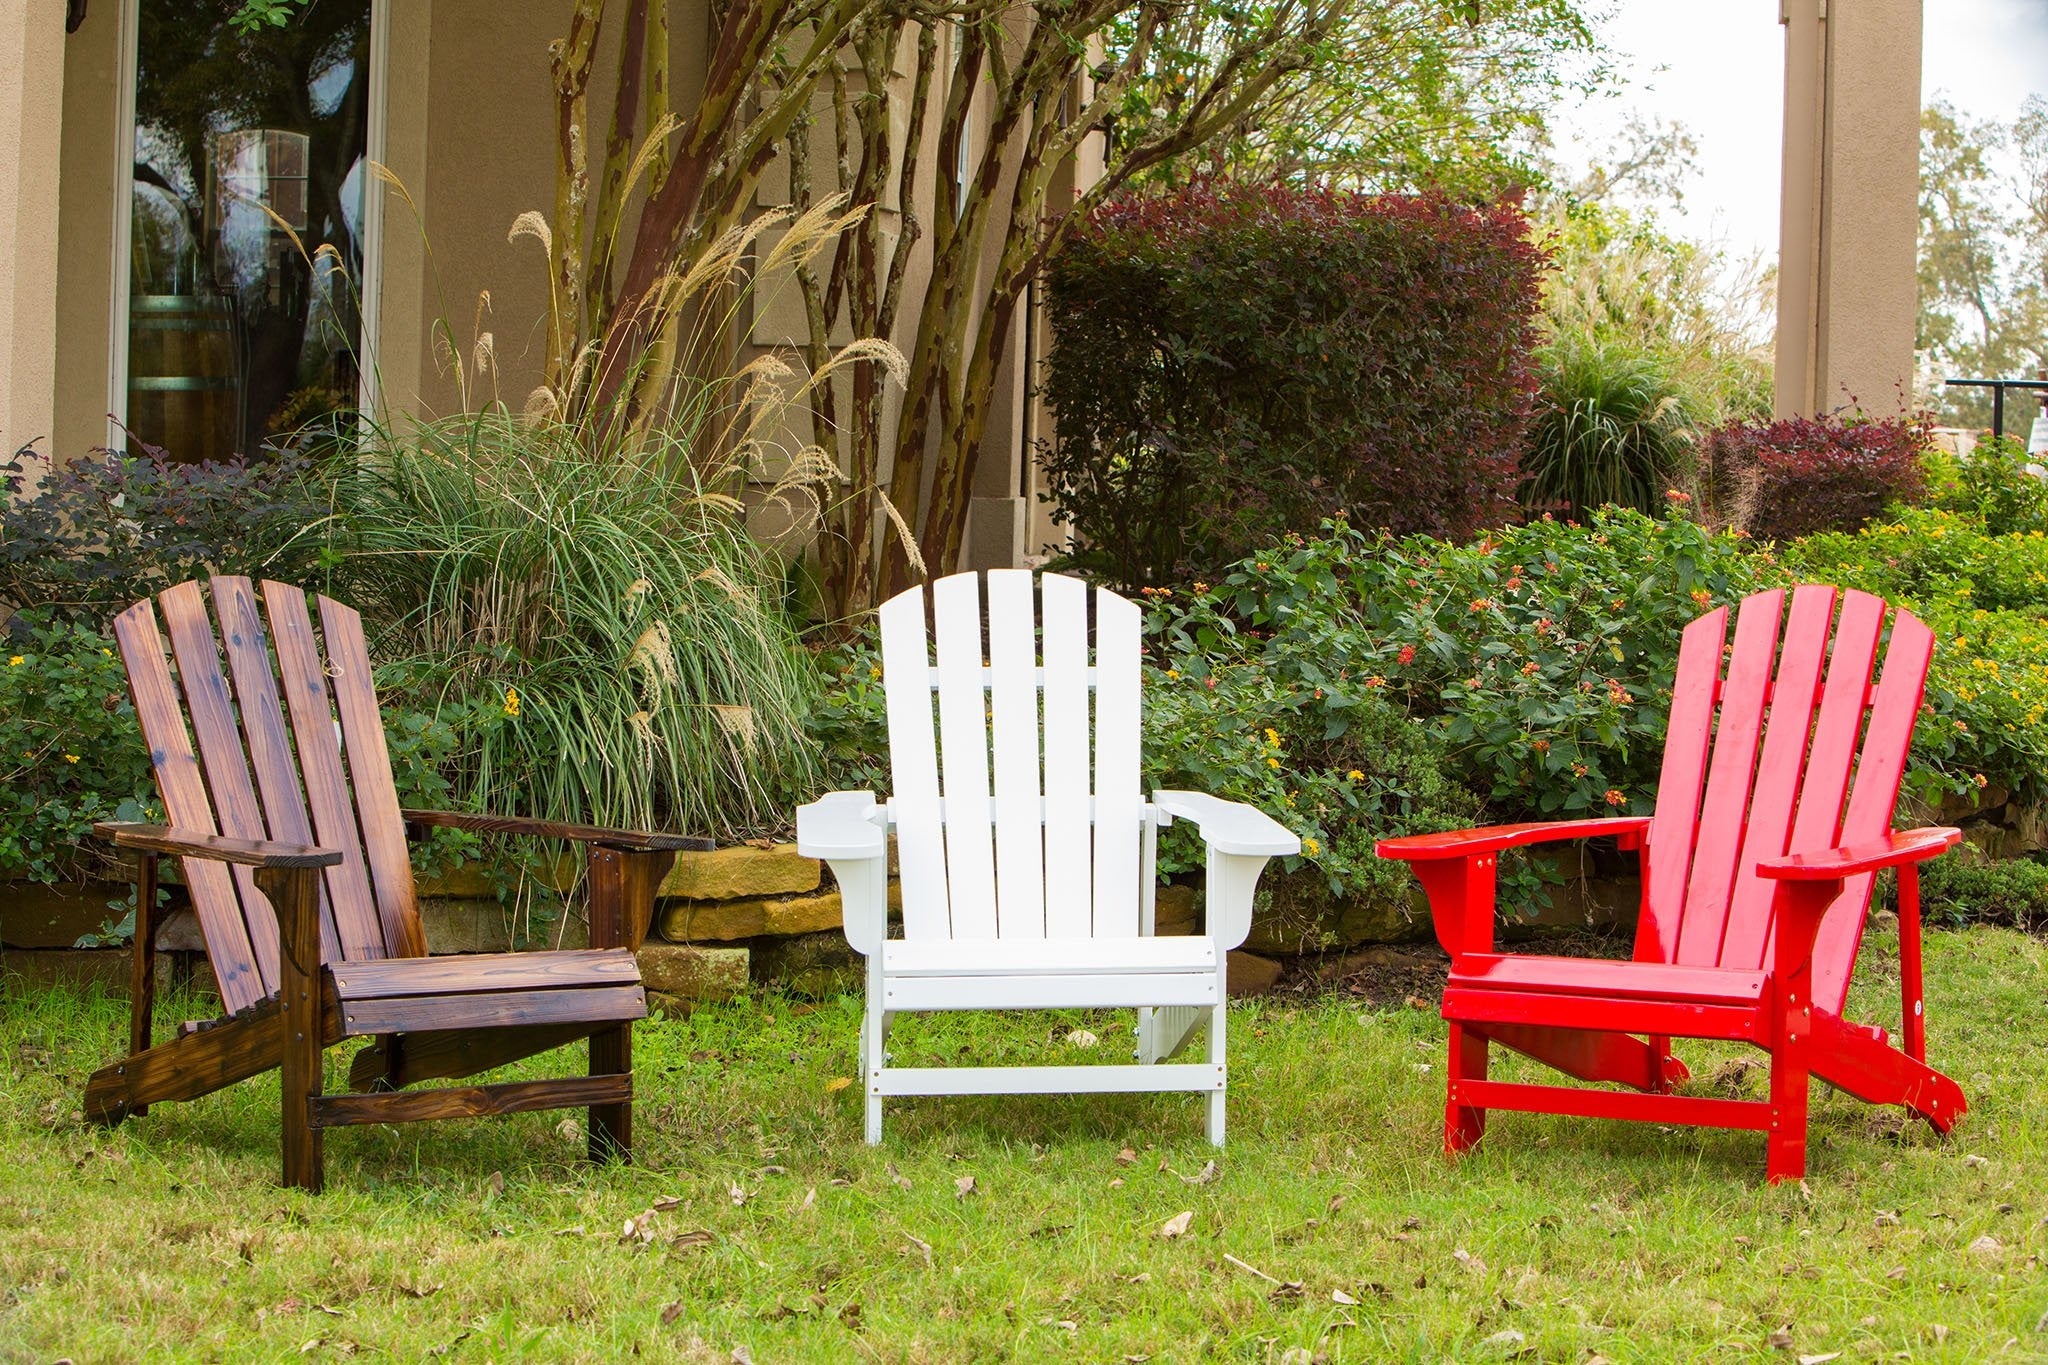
[0,0,69,461]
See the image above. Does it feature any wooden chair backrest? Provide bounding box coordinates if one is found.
[1637,586,1932,1014]
[113,577,425,1016]
[879,570,1144,941]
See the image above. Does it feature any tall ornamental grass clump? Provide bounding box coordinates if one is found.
[1519,335,1694,519]
[326,412,820,839]
[1042,180,1544,588]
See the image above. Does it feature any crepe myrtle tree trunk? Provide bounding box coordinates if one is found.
[786,2,1347,621]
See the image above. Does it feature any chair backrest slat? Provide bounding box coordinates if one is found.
[156,581,287,993]
[1673,590,1785,964]
[1808,607,1934,1013]
[1716,585,1839,968]
[934,574,998,939]
[318,596,427,959]
[261,580,388,962]
[1039,574,1095,937]
[212,575,344,964]
[111,600,267,1015]
[881,586,951,939]
[1636,606,1728,963]
[1090,587,1143,937]
[879,571,1145,943]
[987,569,1047,937]
[1638,588,1933,999]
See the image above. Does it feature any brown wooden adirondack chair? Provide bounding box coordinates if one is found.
[84,576,710,1191]
[1378,586,1968,1182]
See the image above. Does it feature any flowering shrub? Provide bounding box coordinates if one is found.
[1042,179,1543,586]
[1700,411,1928,542]
[1926,435,2048,536]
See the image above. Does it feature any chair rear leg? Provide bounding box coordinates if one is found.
[125,854,159,1120]
[1446,1022,1488,1154]
[589,1022,632,1163]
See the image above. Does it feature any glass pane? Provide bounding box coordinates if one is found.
[126,0,370,461]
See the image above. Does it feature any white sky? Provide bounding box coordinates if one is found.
[1548,0,2048,262]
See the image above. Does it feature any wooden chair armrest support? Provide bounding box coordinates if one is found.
[400,808,714,853]
[1375,816,1651,862]
[1756,826,1961,880]
[94,821,344,869]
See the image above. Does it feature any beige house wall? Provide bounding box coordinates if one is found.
[1776,0,1925,417]
[0,0,69,460]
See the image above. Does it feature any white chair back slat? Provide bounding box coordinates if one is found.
[986,569,1047,937]
[1039,574,1096,937]
[880,587,951,939]
[1091,587,1143,936]
[933,573,999,939]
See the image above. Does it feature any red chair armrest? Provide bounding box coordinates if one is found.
[1757,827,1960,880]
[1377,817,1651,862]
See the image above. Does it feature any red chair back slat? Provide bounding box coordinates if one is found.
[1808,608,1934,1014]
[317,595,426,959]
[213,575,345,963]
[1714,585,1838,968]
[1673,590,1785,964]
[1636,589,1933,1002]
[156,581,285,995]
[110,599,268,1015]
[259,580,392,962]
[1636,607,1728,963]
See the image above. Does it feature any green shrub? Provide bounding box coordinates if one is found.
[0,617,160,885]
[1520,335,1694,520]
[325,413,821,839]
[0,444,328,628]
[1909,850,2048,929]
[1926,434,2048,536]
[1041,180,1544,587]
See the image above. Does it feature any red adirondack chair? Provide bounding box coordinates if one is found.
[1378,586,1967,1182]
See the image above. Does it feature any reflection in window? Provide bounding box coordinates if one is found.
[126,0,370,462]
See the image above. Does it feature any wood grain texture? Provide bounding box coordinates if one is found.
[400,808,713,852]
[348,1023,603,1091]
[95,823,342,869]
[330,948,640,1000]
[261,864,326,1192]
[334,984,648,1038]
[310,1075,630,1128]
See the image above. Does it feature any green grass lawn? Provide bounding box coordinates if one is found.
[4,925,2047,1362]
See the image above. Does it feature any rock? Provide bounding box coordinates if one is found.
[417,897,585,953]
[1154,883,1199,936]
[1226,950,1285,996]
[637,943,749,1001]
[1243,867,1431,955]
[658,880,901,943]
[659,844,820,900]
[751,931,864,997]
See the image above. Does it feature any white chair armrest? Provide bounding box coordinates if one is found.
[1152,790,1301,857]
[797,791,887,860]
[798,792,890,955]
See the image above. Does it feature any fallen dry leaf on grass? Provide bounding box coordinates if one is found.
[1969,1234,2003,1256]
[1453,1248,1487,1274]
[1796,1353,1842,1364]
[1332,1288,1358,1305]
[673,1230,715,1252]
[1767,1326,1795,1349]
[1181,1161,1220,1186]
[825,1076,852,1093]
[728,1182,750,1207]
[1116,1147,1138,1166]
[1159,1211,1194,1239]
[1066,1028,1100,1049]
[652,1196,684,1213]
[955,1175,977,1199]
[660,1301,686,1326]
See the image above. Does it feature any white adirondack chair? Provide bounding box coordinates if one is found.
[797,570,1299,1145]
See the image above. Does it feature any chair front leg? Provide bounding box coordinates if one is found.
[1765,880,1833,1184]
[126,853,160,1118]
[586,846,672,1163]
[256,865,325,1194]
[1445,1022,1489,1153]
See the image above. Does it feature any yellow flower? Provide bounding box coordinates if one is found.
[63,753,80,764]
[1266,756,1281,769]
[1346,769,1364,781]
[5,656,20,667]
[101,648,112,658]
[502,686,521,718]
[1264,728,1280,748]
[1302,836,1320,856]
[1166,669,1180,679]
[869,664,882,681]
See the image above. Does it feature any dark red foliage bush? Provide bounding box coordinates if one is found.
[1701,412,1929,542]
[1041,180,1543,587]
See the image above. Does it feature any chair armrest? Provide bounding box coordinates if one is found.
[1376,817,1650,862]
[1757,827,1961,880]
[93,821,342,869]
[796,792,888,861]
[798,793,889,955]
[1152,791,1301,857]
[400,808,714,853]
